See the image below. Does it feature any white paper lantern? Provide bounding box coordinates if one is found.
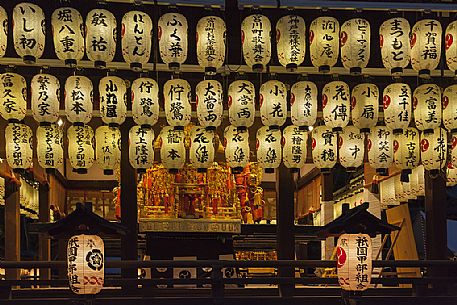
[413,84,441,133]
[393,127,420,172]
[31,74,60,124]
[452,135,457,168]
[394,174,408,203]
[410,165,425,197]
[442,84,457,134]
[5,123,33,170]
[322,81,350,132]
[256,126,282,171]
[131,77,159,127]
[311,125,337,173]
[410,19,442,78]
[196,16,226,75]
[447,163,457,186]
[51,7,84,67]
[259,80,287,127]
[164,78,191,128]
[95,126,121,174]
[0,73,27,122]
[446,21,457,73]
[290,81,318,128]
[351,83,379,132]
[37,124,63,169]
[380,177,396,206]
[241,14,271,72]
[0,6,7,58]
[309,17,339,73]
[99,76,127,126]
[159,126,186,171]
[379,18,411,75]
[340,18,370,75]
[367,126,393,174]
[158,13,188,70]
[276,15,306,71]
[129,125,154,170]
[86,9,117,69]
[189,126,215,170]
[420,127,447,171]
[338,126,364,171]
[121,11,153,71]
[196,80,223,129]
[383,83,412,134]
[224,125,249,172]
[67,124,95,173]
[64,76,93,125]
[228,80,255,128]
[282,125,307,170]
[336,234,372,291]
[67,234,104,295]
[13,3,45,64]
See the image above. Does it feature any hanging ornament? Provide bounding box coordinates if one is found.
[36,123,63,169]
[351,83,379,133]
[282,125,307,170]
[393,127,420,181]
[446,21,457,73]
[338,126,364,172]
[309,17,339,73]
[163,78,191,128]
[95,126,121,175]
[367,126,393,175]
[196,79,223,130]
[189,126,215,171]
[443,84,457,134]
[0,6,7,58]
[340,18,370,75]
[276,15,306,71]
[322,81,350,132]
[379,18,411,75]
[67,124,95,174]
[99,76,127,126]
[256,126,282,172]
[241,14,271,72]
[196,16,226,75]
[159,126,186,172]
[228,80,255,128]
[311,125,337,173]
[85,9,117,69]
[129,125,154,171]
[259,80,287,128]
[31,74,60,124]
[5,123,33,170]
[413,83,441,133]
[383,83,412,134]
[0,73,27,122]
[121,11,153,71]
[158,13,188,71]
[224,125,249,173]
[64,76,93,125]
[290,81,318,129]
[410,19,442,78]
[420,127,447,172]
[131,77,159,128]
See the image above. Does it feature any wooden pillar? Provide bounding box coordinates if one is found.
[5,178,20,280]
[38,183,51,281]
[321,172,334,260]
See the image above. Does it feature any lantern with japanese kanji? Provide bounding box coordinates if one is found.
[379,18,411,75]
[447,163,457,186]
[121,11,153,71]
[452,135,457,168]
[367,126,393,175]
[351,83,378,133]
[241,14,271,72]
[189,126,215,170]
[67,124,95,173]
[311,126,337,173]
[67,234,104,295]
[129,125,154,171]
[309,17,339,73]
[383,83,412,134]
[446,21,457,73]
[228,80,255,128]
[276,15,306,71]
[99,76,127,126]
[85,9,117,69]
[64,76,93,125]
[259,80,287,128]
[0,73,27,122]
[13,3,45,64]
[282,125,307,170]
[393,127,420,180]
[131,77,159,128]
[380,177,396,206]
[290,81,318,129]
[36,124,63,169]
[256,126,282,171]
[340,18,370,75]
[410,19,442,78]
[394,174,408,203]
[443,84,457,134]
[322,81,350,132]
[196,16,226,75]
[338,126,364,172]
[158,13,188,71]
[159,126,186,172]
[5,123,33,170]
[420,127,447,171]
[196,80,223,130]
[31,74,60,124]
[163,78,191,128]
[95,126,121,175]
[0,6,7,58]
[410,165,425,197]
[224,125,249,172]
[413,84,441,133]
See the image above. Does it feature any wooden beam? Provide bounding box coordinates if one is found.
[4,178,20,280]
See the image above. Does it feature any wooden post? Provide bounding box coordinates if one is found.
[38,182,51,281]
[4,178,20,280]
[321,172,334,260]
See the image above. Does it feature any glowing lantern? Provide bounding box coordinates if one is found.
[311,126,337,173]
[159,126,185,171]
[36,124,63,169]
[85,9,117,69]
[131,77,159,127]
[0,6,7,58]
[164,78,191,128]
[256,126,282,171]
[446,21,457,73]
[443,84,457,134]
[189,126,215,170]
[282,125,307,170]
[420,127,447,171]
[260,80,287,127]
[13,3,45,64]
[380,177,396,206]
[241,14,271,72]
[394,174,408,203]
[121,11,152,71]
[67,234,104,295]
[367,126,393,174]
[129,125,154,171]
[64,76,93,125]
[228,80,255,128]
[379,18,411,75]
[322,81,350,132]
[338,126,364,171]
[51,7,84,67]
[413,84,441,133]
[196,80,223,129]
[224,125,249,172]
[393,127,420,180]
[196,16,226,75]
[290,81,318,128]
[99,76,127,126]
[340,18,370,75]
[452,135,457,167]
[0,73,27,122]
[309,17,339,73]
[410,19,442,78]
[351,83,378,132]
[5,123,33,170]
[31,74,60,124]
[158,13,188,70]
[67,124,95,173]
[447,163,457,186]
[383,83,411,134]
[276,15,306,71]
[336,234,372,291]
[95,126,121,175]
[410,165,425,197]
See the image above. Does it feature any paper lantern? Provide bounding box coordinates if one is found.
[36,124,63,169]
[51,7,84,67]
[99,76,127,126]
[351,83,378,133]
[259,80,287,127]
[95,126,121,175]
[129,125,154,170]
[189,126,215,170]
[131,77,159,127]
[224,125,249,172]
[196,16,226,75]
[121,11,153,71]
[394,174,408,203]
[383,83,412,134]
[309,17,339,73]
[340,18,370,75]
[420,127,447,171]
[413,84,441,133]
[336,234,372,291]
[241,14,271,72]
[64,76,93,125]
[67,234,104,295]
[256,126,282,171]
[447,163,457,186]
[0,6,7,58]
[452,135,457,167]
[164,78,191,128]
[13,3,45,64]
[158,13,188,70]
[31,74,60,124]
[410,165,425,197]
[322,81,350,132]
[446,21,457,73]
[276,15,306,71]
[290,81,318,128]
[379,18,411,75]
[228,80,255,128]
[311,126,337,173]
[0,73,27,122]
[338,126,364,171]
[443,84,457,134]
[5,123,33,170]
[393,127,420,177]
[380,177,396,206]
[67,124,95,173]
[367,126,393,174]
[282,125,307,170]
[410,19,442,78]
[85,9,117,69]
[159,126,186,171]
[196,80,223,129]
